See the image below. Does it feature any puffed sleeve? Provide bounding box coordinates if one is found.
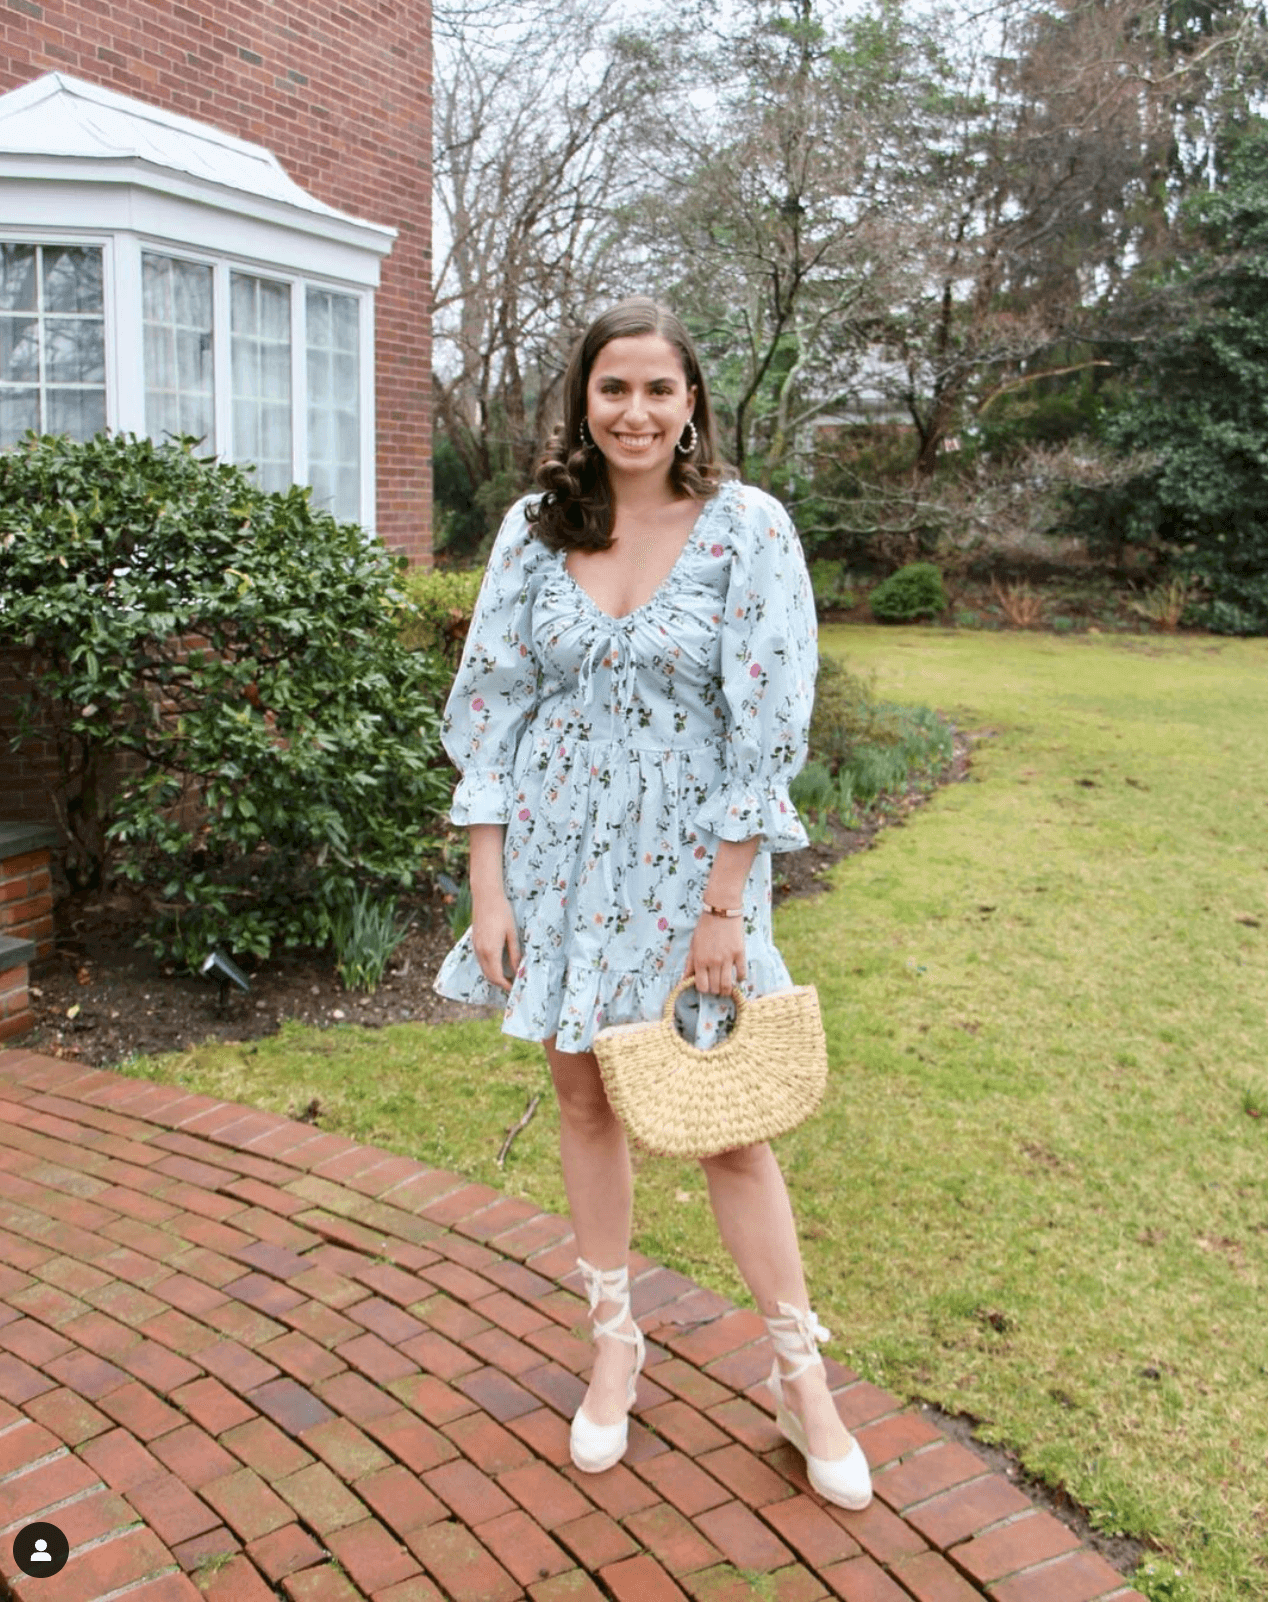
[440,496,542,826]
[694,489,817,853]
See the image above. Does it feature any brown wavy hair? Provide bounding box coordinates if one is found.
[525,298,729,553]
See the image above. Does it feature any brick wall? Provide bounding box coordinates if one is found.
[0,959,30,1042]
[0,846,54,963]
[1,0,433,565]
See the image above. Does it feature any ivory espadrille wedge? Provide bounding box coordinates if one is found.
[765,1301,872,1510]
[569,1258,646,1474]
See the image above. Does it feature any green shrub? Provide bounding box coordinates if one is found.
[810,655,899,775]
[809,558,855,613]
[789,760,838,817]
[0,432,453,966]
[869,562,948,622]
[802,656,953,821]
[396,565,483,664]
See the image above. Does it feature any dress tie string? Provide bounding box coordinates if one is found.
[576,621,640,727]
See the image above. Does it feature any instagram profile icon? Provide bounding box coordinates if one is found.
[13,1522,70,1577]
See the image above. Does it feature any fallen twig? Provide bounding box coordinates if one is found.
[497,1093,541,1168]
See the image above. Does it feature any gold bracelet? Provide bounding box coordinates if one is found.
[703,904,743,919]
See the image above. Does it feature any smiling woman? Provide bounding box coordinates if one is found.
[431,296,875,1513]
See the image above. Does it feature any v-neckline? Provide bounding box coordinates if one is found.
[561,487,726,622]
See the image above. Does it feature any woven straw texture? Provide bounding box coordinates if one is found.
[592,977,828,1158]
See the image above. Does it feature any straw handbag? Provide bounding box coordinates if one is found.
[592,976,828,1159]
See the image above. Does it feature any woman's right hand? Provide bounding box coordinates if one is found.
[471,893,521,992]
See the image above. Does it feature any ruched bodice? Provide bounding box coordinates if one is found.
[432,479,817,1054]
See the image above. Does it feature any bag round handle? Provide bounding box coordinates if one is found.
[661,975,747,1043]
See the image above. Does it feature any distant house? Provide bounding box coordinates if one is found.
[0,14,431,830]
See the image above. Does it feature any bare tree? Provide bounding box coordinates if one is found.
[432,0,669,534]
[619,0,926,483]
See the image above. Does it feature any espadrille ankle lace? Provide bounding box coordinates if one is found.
[569,1258,645,1474]
[766,1301,832,1383]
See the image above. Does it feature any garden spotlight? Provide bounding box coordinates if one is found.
[201,950,250,1011]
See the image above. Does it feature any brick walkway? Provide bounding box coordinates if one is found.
[0,1048,1143,1602]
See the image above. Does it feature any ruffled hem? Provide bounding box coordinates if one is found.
[693,784,808,853]
[448,768,514,827]
[433,933,794,1055]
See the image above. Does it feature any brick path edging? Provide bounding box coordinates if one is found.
[0,1048,1146,1602]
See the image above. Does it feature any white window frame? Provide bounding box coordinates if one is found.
[0,226,377,529]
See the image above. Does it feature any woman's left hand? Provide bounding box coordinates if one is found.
[685,913,746,995]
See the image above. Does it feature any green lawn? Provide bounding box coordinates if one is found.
[119,627,1268,1602]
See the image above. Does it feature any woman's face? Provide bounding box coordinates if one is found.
[585,334,698,486]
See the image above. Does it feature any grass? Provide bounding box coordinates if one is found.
[115,626,1268,1602]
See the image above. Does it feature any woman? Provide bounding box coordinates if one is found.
[432,298,871,1510]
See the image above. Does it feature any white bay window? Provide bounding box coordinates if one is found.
[0,72,394,530]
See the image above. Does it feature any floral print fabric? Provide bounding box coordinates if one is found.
[432,478,818,1055]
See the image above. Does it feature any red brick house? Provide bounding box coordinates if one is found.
[0,3,433,830]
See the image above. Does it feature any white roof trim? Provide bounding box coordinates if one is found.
[0,73,396,256]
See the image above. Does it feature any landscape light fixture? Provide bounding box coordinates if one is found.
[201,949,250,1011]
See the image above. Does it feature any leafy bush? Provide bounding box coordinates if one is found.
[0,432,453,965]
[801,656,953,823]
[869,562,948,622]
[396,564,483,666]
[811,655,907,775]
[808,558,855,613]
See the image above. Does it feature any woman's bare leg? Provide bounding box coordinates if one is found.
[543,1036,639,1426]
[700,1141,855,1458]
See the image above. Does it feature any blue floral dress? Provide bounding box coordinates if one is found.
[432,478,817,1055]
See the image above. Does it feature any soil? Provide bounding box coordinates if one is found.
[25,729,977,1070]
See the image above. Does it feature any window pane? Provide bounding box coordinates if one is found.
[262,402,289,462]
[177,392,213,440]
[145,325,174,391]
[262,343,289,401]
[260,280,289,342]
[306,287,360,521]
[0,246,36,313]
[142,253,173,324]
[0,244,107,444]
[149,391,178,442]
[233,400,259,460]
[172,259,212,328]
[0,317,39,383]
[43,247,104,315]
[47,388,107,438]
[231,272,256,328]
[46,318,106,384]
[333,295,358,352]
[144,254,215,450]
[231,272,291,484]
[175,330,210,393]
[0,388,37,445]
